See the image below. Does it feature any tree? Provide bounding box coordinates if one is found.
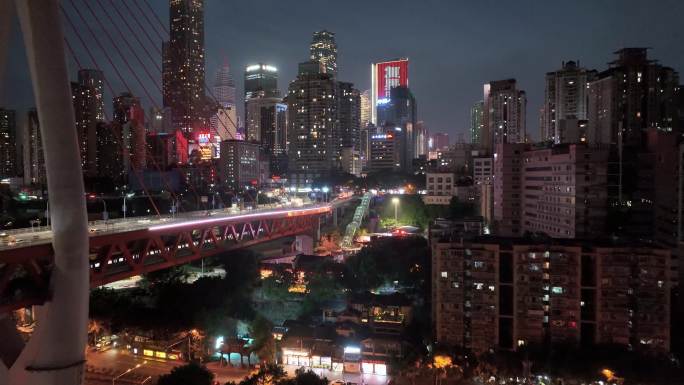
[278,368,328,385]
[249,315,275,363]
[157,362,214,385]
[233,364,286,385]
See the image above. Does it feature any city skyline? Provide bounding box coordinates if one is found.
[1,0,683,140]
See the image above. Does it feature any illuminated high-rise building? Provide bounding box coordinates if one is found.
[163,0,206,135]
[245,97,288,176]
[483,79,526,151]
[309,30,337,77]
[0,109,17,178]
[211,63,238,141]
[470,101,484,146]
[542,61,596,143]
[77,69,105,121]
[244,63,279,101]
[371,58,409,125]
[360,89,371,127]
[71,81,99,176]
[24,109,45,185]
[287,61,338,185]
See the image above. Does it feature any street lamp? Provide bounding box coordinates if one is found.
[322,186,330,203]
[392,197,400,222]
[122,192,134,219]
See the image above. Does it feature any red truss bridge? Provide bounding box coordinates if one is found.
[0,203,334,312]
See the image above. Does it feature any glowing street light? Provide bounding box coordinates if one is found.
[392,197,400,222]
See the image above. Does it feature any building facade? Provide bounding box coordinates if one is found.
[163,0,206,135]
[431,237,671,352]
[218,140,260,191]
[310,30,337,77]
[483,79,527,151]
[587,48,680,146]
[287,61,338,185]
[0,109,17,178]
[541,61,596,143]
[470,101,484,146]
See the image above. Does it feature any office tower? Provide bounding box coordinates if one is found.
[431,236,670,352]
[470,101,484,146]
[587,48,680,146]
[371,58,409,125]
[542,61,596,143]
[359,122,374,170]
[244,63,279,101]
[0,109,17,178]
[415,121,428,157]
[340,147,361,176]
[71,81,98,176]
[368,128,400,172]
[431,132,449,151]
[218,139,260,191]
[287,61,338,185]
[113,92,146,171]
[310,30,337,77]
[360,89,371,127]
[483,79,527,151]
[245,97,288,176]
[24,109,45,185]
[77,69,105,121]
[163,0,206,135]
[376,86,417,171]
[337,81,361,151]
[211,63,238,140]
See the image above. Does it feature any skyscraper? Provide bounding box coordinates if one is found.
[113,92,147,172]
[245,97,288,175]
[24,109,45,185]
[587,48,680,146]
[163,0,206,135]
[287,61,338,185]
[211,63,238,141]
[337,81,361,151]
[371,58,409,125]
[431,132,449,151]
[309,30,338,77]
[360,89,371,127]
[470,101,484,146]
[77,69,105,121]
[482,79,526,151]
[376,86,417,171]
[0,109,17,178]
[541,61,596,143]
[244,63,279,101]
[71,81,99,176]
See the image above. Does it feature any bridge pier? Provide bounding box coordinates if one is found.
[2,1,90,385]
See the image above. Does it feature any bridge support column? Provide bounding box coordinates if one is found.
[295,235,314,255]
[4,1,90,385]
[333,207,338,227]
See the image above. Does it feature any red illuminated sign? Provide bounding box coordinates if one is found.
[375,59,408,100]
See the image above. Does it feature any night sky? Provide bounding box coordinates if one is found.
[2,0,683,141]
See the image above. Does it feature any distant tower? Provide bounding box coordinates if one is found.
[24,109,45,185]
[113,92,147,171]
[211,63,238,140]
[71,81,99,176]
[77,69,105,121]
[483,79,526,151]
[163,0,206,135]
[360,89,371,127]
[0,109,17,178]
[310,30,337,77]
[542,60,596,143]
[470,101,484,146]
[244,63,279,101]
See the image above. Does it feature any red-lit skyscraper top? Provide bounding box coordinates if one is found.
[371,58,409,124]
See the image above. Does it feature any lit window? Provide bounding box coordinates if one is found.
[441,271,448,278]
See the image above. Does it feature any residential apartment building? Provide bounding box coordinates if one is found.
[431,236,670,353]
[493,143,610,239]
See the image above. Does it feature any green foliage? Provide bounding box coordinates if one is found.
[230,364,287,385]
[278,368,329,385]
[343,236,430,292]
[157,362,214,385]
[447,196,476,219]
[249,315,275,363]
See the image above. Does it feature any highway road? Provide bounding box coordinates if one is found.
[0,196,355,252]
[0,198,353,251]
